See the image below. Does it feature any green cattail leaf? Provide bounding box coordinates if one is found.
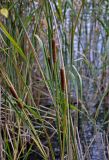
[0,22,27,61]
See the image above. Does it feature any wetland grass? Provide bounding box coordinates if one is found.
[0,0,109,159]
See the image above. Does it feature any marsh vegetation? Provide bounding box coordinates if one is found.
[0,0,109,159]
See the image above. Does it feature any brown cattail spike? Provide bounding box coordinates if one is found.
[60,68,65,92]
[47,56,51,67]
[9,85,23,109]
[52,39,57,64]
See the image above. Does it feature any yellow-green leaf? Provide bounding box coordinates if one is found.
[0,22,27,61]
[0,8,9,18]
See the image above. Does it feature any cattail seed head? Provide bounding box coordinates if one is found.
[60,68,65,92]
[47,56,51,67]
[52,39,57,64]
[9,86,23,109]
